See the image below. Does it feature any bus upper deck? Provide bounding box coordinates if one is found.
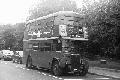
[24,11,87,40]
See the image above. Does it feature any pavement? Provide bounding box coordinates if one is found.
[88,67,120,79]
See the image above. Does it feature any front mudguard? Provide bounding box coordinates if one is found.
[80,59,89,70]
[59,57,70,68]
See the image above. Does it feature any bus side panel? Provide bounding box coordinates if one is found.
[22,41,30,64]
[31,50,42,67]
[37,51,51,68]
[37,40,52,68]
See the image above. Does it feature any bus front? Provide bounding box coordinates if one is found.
[61,39,89,76]
[52,11,89,76]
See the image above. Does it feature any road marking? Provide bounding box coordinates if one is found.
[38,72,40,73]
[53,76,58,79]
[16,66,18,67]
[5,63,7,64]
[27,69,30,70]
[42,73,46,75]
[48,75,52,77]
[20,67,23,68]
[58,78,63,80]
[52,76,56,77]
[23,68,25,69]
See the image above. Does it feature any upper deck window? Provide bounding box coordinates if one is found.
[51,39,62,51]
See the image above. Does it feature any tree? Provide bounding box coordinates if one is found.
[1,23,25,50]
[2,29,16,50]
[13,23,25,51]
[84,0,120,58]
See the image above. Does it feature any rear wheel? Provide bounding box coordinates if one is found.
[26,56,32,69]
[51,61,62,76]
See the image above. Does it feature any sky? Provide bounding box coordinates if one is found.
[0,0,100,25]
[0,0,40,24]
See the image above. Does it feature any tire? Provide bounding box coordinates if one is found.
[51,61,62,76]
[26,56,32,69]
[79,69,88,76]
[79,65,88,76]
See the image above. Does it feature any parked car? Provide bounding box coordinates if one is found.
[1,50,14,61]
[12,51,23,64]
[0,50,3,60]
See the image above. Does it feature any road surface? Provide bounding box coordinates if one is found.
[0,60,118,80]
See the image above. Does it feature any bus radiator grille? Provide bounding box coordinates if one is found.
[71,55,80,69]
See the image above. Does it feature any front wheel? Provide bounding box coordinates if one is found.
[79,65,88,76]
[51,61,62,76]
[26,56,32,69]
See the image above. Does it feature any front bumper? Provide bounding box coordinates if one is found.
[64,55,89,73]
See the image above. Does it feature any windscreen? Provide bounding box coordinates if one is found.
[69,40,88,55]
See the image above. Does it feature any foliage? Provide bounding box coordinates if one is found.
[13,23,25,50]
[85,0,120,58]
[0,23,25,50]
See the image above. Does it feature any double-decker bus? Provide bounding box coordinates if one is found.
[23,11,89,76]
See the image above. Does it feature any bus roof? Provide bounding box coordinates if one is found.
[26,11,85,24]
[28,37,88,41]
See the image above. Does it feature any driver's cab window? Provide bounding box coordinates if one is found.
[33,43,39,51]
[57,43,62,51]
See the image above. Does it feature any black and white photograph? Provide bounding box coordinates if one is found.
[0,0,119,80]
